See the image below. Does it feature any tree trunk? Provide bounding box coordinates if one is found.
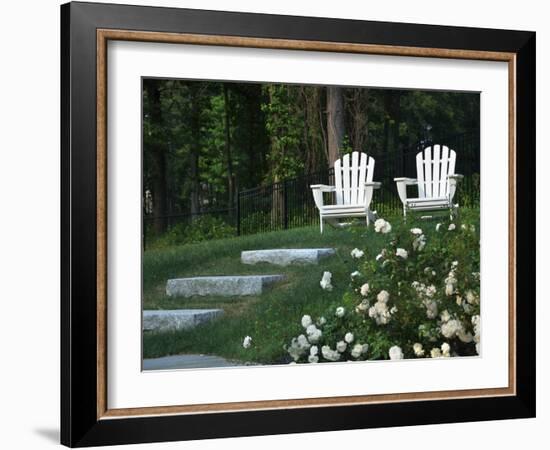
[383,91,402,176]
[327,86,345,167]
[223,84,234,208]
[144,81,167,234]
[189,85,201,218]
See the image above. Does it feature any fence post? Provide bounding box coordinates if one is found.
[236,190,241,236]
[283,180,288,230]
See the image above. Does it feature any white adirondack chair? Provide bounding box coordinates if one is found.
[311,152,381,233]
[394,145,464,219]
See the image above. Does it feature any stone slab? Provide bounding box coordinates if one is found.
[166,275,284,297]
[143,354,242,370]
[143,309,223,332]
[241,248,335,266]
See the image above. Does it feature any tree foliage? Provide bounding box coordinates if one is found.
[143,79,480,231]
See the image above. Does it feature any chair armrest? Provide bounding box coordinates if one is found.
[393,177,417,184]
[394,178,416,204]
[310,184,336,192]
[364,181,382,189]
[447,174,463,201]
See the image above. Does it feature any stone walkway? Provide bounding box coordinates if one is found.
[143,354,242,370]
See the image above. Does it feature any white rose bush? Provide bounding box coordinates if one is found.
[286,215,480,362]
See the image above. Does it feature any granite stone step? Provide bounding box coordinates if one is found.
[143,309,223,332]
[241,248,335,266]
[166,275,285,298]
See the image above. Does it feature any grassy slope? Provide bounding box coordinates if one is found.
[142,224,387,363]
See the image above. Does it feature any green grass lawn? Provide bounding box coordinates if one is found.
[143,207,479,364]
[142,222,389,364]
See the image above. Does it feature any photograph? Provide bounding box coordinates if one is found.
[141,79,481,370]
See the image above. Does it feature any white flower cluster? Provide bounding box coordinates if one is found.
[287,334,311,361]
[308,346,319,363]
[286,315,327,361]
[355,299,370,313]
[389,345,404,360]
[439,310,473,343]
[360,282,370,296]
[412,281,438,319]
[430,342,451,358]
[321,345,341,362]
[444,268,458,296]
[242,336,252,349]
[351,343,369,358]
[320,271,333,291]
[350,248,364,259]
[412,234,426,251]
[413,342,425,356]
[368,290,394,325]
[465,290,479,305]
[472,314,481,354]
[396,248,408,259]
[374,218,392,234]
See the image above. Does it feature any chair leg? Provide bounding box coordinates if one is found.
[320,215,324,234]
[403,206,407,222]
[366,213,370,227]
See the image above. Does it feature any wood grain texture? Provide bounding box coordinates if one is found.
[95,28,517,420]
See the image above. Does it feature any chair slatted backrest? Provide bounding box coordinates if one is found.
[334,152,374,205]
[416,145,456,198]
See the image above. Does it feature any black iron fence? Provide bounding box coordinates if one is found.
[237,130,479,235]
[144,130,479,246]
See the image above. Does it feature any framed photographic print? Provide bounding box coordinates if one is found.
[61,1,536,447]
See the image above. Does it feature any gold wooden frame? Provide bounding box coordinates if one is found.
[96,29,516,420]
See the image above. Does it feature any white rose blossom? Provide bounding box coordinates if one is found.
[412,234,426,251]
[374,218,392,234]
[396,248,408,259]
[351,344,364,359]
[320,271,333,291]
[413,343,425,357]
[377,290,390,303]
[301,315,312,328]
[360,283,370,297]
[465,290,479,305]
[308,355,319,363]
[350,248,365,259]
[389,345,404,360]
[425,300,438,319]
[306,324,323,344]
[321,345,341,362]
[310,345,319,356]
[430,348,442,358]
[441,342,451,357]
[344,332,354,344]
[448,223,456,231]
[287,334,311,361]
[317,316,327,326]
[335,306,345,318]
[243,336,252,349]
[336,341,347,353]
[441,319,464,339]
[355,299,369,313]
[410,228,423,235]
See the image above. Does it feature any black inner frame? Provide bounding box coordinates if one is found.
[61,2,536,447]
